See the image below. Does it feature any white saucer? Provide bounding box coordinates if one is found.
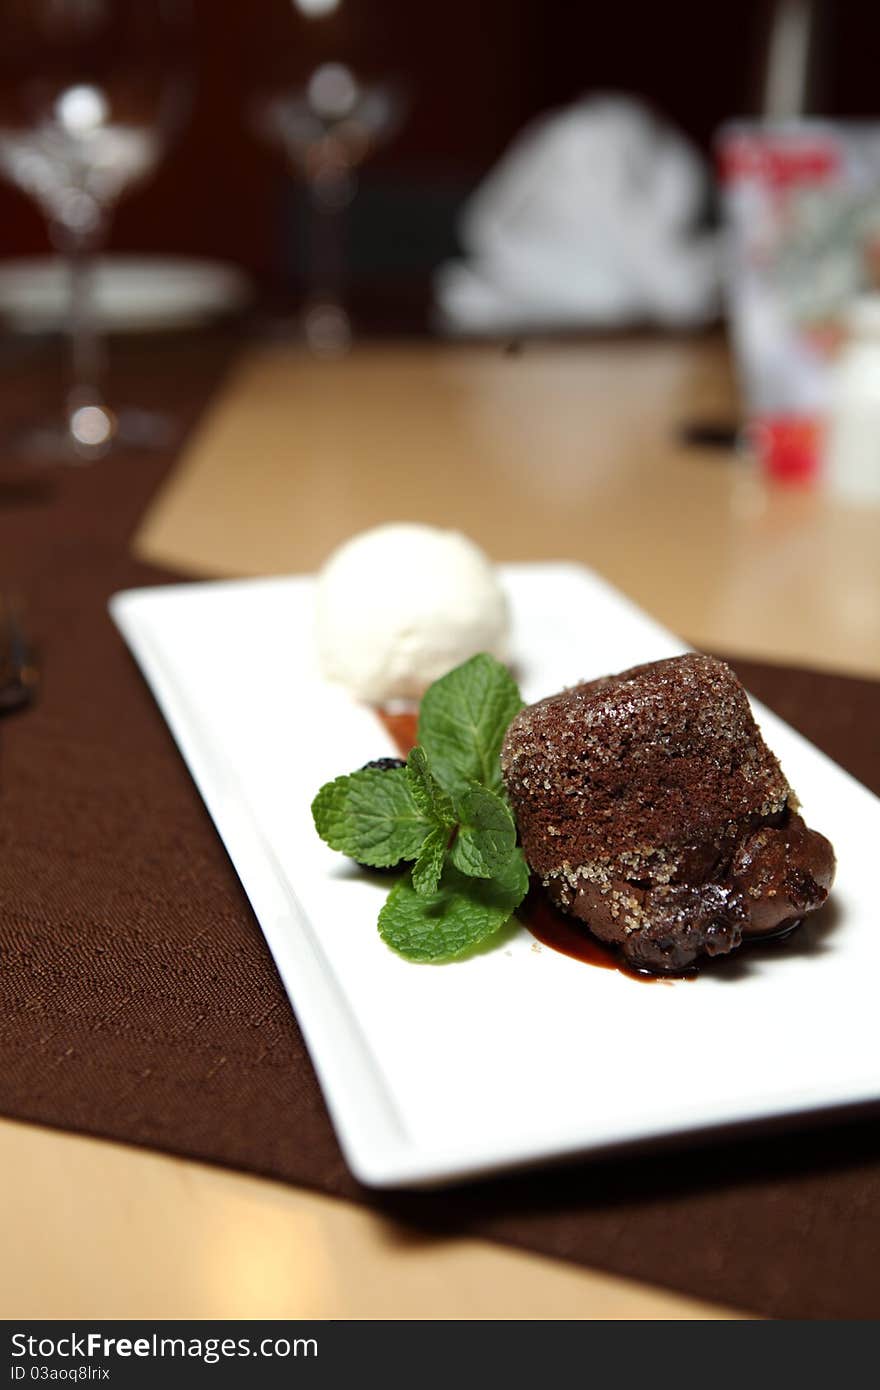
[0,255,253,333]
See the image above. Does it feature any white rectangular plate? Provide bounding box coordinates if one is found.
[110,565,879,1188]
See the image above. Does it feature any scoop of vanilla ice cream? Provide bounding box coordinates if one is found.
[315,523,510,702]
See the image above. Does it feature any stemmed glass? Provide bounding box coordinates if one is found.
[254,62,405,355]
[0,0,191,462]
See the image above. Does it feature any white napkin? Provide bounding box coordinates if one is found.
[435,94,720,334]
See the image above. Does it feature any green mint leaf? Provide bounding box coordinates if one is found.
[406,746,456,828]
[411,826,448,896]
[311,766,433,868]
[418,653,523,796]
[449,784,518,879]
[378,852,529,962]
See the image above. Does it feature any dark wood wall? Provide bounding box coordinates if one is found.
[2,0,880,292]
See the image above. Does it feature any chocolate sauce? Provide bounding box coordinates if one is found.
[520,887,686,983]
[377,707,419,758]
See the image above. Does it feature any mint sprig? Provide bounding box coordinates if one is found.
[411,826,448,896]
[310,764,431,868]
[405,745,456,828]
[378,854,529,963]
[311,652,529,960]
[449,784,518,880]
[418,653,523,795]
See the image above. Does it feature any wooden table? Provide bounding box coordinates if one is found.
[2,335,877,1321]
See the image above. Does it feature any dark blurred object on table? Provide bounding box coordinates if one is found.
[0,590,38,717]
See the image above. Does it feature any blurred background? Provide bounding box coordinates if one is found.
[4,0,880,494]
[1,0,879,326]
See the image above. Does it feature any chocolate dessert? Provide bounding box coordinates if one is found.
[501,654,835,973]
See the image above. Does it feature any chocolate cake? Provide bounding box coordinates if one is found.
[500,653,835,973]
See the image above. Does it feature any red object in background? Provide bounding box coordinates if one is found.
[717,135,841,187]
[751,414,822,484]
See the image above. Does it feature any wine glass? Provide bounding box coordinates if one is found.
[0,0,192,462]
[254,62,405,356]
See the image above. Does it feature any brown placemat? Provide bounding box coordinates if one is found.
[2,344,880,1320]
